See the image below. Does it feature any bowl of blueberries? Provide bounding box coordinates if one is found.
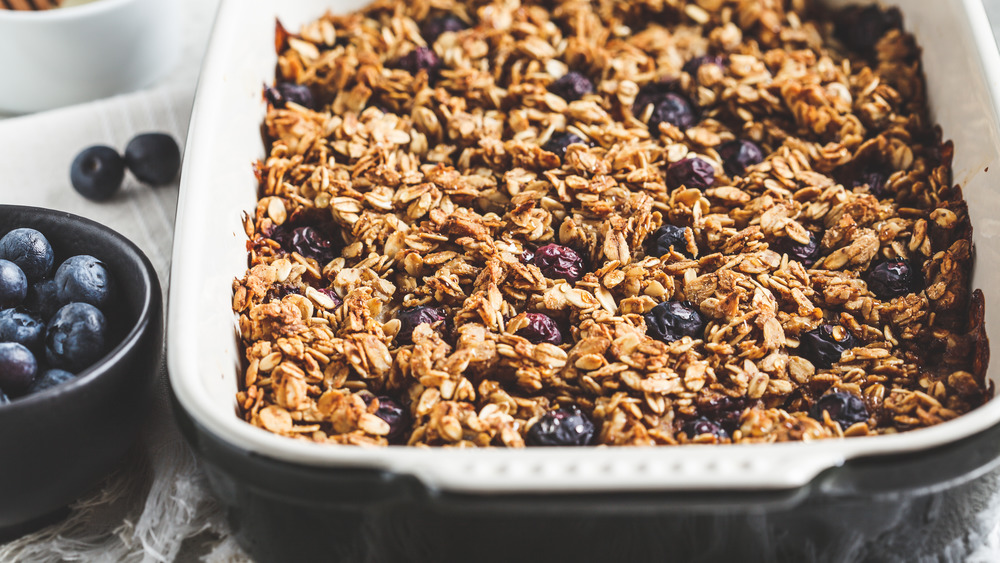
[0,205,162,536]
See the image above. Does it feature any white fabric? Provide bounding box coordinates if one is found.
[2,0,1000,561]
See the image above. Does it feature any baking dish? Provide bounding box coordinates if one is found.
[168,0,1000,559]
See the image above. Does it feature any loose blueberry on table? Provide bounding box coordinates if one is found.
[799,324,859,369]
[124,133,182,186]
[644,301,706,344]
[70,146,125,201]
[526,405,595,446]
[809,391,869,429]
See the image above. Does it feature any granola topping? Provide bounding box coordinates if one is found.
[233,0,991,447]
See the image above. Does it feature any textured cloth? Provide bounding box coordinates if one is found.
[2,0,1000,561]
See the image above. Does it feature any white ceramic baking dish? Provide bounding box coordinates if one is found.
[168,0,1000,495]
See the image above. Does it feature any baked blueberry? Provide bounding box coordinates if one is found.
[775,232,822,267]
[317,288,343,309]
[55,255,112,309]
[45,302,108,372]
[635,89,697,134]
[666,157,716,190]
[809,391,869,429]
[548,71,594,101]
[421,14,468,43]
[0,342,37,394]
[372,395,407,442]
[27,368,75,394]
[865,259,917,300]
[391,47,442,76]
[532,244,584,282]
[644,301,706,343]
[0,228,54,282]
[647,225,692,258]
[836,5,902,53]
[681,417,729,440]
[515,312,563,345]
[799,324,858,369]
[682,54,726,77]
[396,305,447,345]
[70,146,125,201]
[853,167,890,198]
[526,405,595,446]
[265,82,315,109]
[275,226,337,264]
[0,309,45,352]
[124,133,182,186]
[0,260,27,308]
[542,131,586,161]
[23,278,63,321]
[699,395,753,433]
[718,139,764,177]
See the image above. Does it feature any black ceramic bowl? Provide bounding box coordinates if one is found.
[0,205,162,537]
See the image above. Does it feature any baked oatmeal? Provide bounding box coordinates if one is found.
[231,0,991,446]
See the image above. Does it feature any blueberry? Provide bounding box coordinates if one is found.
[55,255,113,309]
[853,167,890,198]
[0,342,37,394]
[681,417,729,440]
[515,313,563,345]
[526,405,595,446]
[718,139,764,177]
[0,260,27,308]
[372,395,407,442]
[391,47,442,76]
[0,228,54,282]
[799,324,858,369]
[634,83,697,135]
[520,248,535,264]
[27,368,75,395]
[0,309,45,352]
[865,259,918,300]
[644,301,706,343]
[124,133,182,186]
[647,225,691,258]
[542,131,587,161]
[396,305,447,345]
[809,391,869,429]
[532,244,584,282]
[70,146,125,201]
[23,278,63,321]
[666,157,716,190]
[265,82,315,109]
[682,55,727,78]
[775,232,821,267]
[699,395,753,434]
[45,302,108,372]
[421,14,468,43]
[317,288,343,309]
[273,226,337,264]
[548,71,594,102]
[836,5,903,53]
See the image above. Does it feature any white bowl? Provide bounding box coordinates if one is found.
[0,0,181,114]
